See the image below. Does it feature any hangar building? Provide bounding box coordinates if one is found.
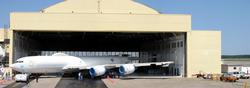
[222,56,250,74]
[3,0,221,77]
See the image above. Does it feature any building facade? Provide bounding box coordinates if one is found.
[222,57,250,74]
[1,0,221,77]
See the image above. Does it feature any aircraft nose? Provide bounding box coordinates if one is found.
[10,63,24,72]
[10,64,16,68]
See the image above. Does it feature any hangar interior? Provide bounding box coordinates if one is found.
[13,31,186,76]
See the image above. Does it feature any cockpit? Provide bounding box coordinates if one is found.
[16,60,24,63]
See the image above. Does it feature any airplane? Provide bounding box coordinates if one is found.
[10,53,173,81]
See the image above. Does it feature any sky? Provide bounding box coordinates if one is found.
[0,0,250,55]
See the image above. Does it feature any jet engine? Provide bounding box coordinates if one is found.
[119,64,135,75]
[89,66,106,77]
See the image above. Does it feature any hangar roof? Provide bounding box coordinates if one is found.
[43,0,159,14]
[10,0,191,32]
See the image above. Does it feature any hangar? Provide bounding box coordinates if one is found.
[5,0,221,77]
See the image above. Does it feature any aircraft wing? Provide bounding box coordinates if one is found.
[133,61,174,67]
[62,64,87,71]
[62,61,173,71]
[103,61,174,69]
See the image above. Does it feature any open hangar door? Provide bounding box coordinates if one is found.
[13,31,186,76]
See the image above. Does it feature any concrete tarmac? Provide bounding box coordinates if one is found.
[7,75,250,88]
[22,75,61,88]
[55,77,108,88]
[3,82,26,88]
[3,76,108,88]
[103,78,249,88]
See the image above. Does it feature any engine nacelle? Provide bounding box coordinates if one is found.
[119,64,135,75]
[89,66,106,77]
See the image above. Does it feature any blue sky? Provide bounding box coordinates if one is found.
[0,0,250,55]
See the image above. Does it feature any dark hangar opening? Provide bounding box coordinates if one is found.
[13,31,186,76]
[14,31,178,51]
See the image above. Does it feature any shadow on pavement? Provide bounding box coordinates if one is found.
[55,77,108,88]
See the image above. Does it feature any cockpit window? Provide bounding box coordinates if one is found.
[16,61,23,63]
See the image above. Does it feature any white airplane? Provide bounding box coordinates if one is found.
[10,53,173,81]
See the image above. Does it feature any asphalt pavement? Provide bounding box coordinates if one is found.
[55,77,108,88]
[3,82,26,88]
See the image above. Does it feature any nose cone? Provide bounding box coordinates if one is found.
[10,64,21,72]
[10,64,16,68]
[10,63,25,73]
[10,64,19,71]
